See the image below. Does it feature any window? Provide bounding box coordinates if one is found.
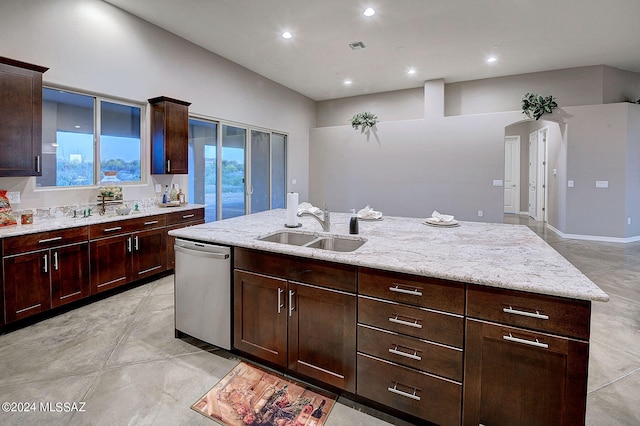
[37,87,142,188]
[188,117,286,222]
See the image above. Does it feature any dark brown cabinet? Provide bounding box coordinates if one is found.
[356,268,465,426]
[0,57,48,176]
[234,248,357,392]
[149,96,190,174]
[463,286,591,426]
[2,226,89,323]
[89,215,167,294]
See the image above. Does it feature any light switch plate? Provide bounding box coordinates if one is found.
[492,180,503,187]
[568,180,574,188]
[596,180,609,188]
[6,191,20,204]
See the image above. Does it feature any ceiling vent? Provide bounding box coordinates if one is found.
[348,41,366,50]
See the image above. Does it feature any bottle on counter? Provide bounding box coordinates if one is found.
[177,188,185,204]
[162,185,169,203]
[169,184,178,201]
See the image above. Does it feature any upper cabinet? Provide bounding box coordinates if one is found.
[149,96,191,174]
[0,57,48,177]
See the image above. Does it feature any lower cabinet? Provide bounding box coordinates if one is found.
[4,242,89,322]
[463,319,589,426]
[233,248,357,393]
[166,208,205,269]
[90,226,166,294]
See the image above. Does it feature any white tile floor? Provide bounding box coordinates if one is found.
[0,215,638,425]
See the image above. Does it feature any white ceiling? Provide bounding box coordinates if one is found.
[104,0,640,101]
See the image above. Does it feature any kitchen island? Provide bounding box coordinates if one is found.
[170,209,608,426]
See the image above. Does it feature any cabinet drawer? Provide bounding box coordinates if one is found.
[89,215,166,239]
[166,208,204,225]
[3,226,88,255]
[358,267,464,314]
[358,324,462,381]
[359,295,464,348]
[466,286,591,340]
[234,247,356,293]
[357,353,461,426]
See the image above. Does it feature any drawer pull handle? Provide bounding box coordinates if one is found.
[503,333,549,349]
[387,382,421,401]
[389,345,422,361]
[389,285,423,297]
[38,236,63,244]
[104,227,122,232]
[144,220,159,226]
[503,306,549,320]
[182,214,195,219]
[389,314,422,329]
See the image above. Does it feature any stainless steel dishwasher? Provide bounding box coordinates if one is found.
[174,238,231,349]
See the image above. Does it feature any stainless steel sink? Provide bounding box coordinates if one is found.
[257,231,366,252]
[304,236,366,252]
[258,231,318,245]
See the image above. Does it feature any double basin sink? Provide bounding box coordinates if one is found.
[257,230,366,252]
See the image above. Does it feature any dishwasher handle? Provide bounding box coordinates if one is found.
[175,245,230,260]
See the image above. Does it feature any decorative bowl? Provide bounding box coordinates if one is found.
[116,206,131,215]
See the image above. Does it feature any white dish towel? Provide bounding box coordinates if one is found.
[298,202,322,215]
[430,210,455,223]
[357,205,383,220]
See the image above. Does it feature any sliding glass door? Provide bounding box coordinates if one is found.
[188,119,218,222]
[221,125,246,219]
[189,118,286,222]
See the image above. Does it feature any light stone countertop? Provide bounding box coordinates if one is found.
[169,209,609,303]
[0,204,206,239]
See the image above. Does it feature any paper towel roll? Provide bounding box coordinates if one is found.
[286,192,299,227]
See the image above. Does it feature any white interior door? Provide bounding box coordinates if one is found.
[528,131,538,219]
[537,128,548,222]
[504,136,520,214]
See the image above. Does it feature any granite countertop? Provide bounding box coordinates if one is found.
[169,209,609,302]
[0,204,205,239]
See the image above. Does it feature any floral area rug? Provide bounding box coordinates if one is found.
[192,362,335,426]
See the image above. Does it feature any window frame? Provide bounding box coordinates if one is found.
[37,85,146,191]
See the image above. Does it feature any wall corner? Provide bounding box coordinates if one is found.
[424,79,445,118]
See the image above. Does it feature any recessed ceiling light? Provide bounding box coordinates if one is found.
[363,8,376,17]
[282,31,292,39]
[344,79,352,86]
[75,125,81,128]
[486,56,497,63]
[407,68,416,75]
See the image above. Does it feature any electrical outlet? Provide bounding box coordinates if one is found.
[292,178,297,185]
[628,217,632,225]
[478,210,483,217]
[6,191,20,204]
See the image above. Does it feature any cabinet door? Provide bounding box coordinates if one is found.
[132,228,166,280]
[51,243,89,308]
[234,270,288,366]
[149,97,190,174]
[90,235,132,294]
[463,319,588,426]
[3,251,51,322]
[164,101,189,174]
[0,59,46,176]
[288,282,357,392]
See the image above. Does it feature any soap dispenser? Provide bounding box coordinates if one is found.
[349,209,359,234]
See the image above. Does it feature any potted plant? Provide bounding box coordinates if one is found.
[521,93,558,120]
[350,112,378,131]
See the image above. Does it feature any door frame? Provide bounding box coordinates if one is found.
[504,135,520,214]
[528,127,548,222]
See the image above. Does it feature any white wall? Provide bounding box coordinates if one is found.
[0,0,315,210]
[626,104,640,237]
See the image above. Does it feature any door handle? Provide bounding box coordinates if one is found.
[134,236,139,251]
[277,288,284,314]
[127,237,132,253]
[167,159,171,172]
[288,290,295,317]
[53,251,59,271]
[43,253,48,273]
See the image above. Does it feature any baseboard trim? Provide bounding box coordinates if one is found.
[546,224,640,244]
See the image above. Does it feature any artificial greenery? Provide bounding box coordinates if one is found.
[521,93,558,120]
[350,111,378,130]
